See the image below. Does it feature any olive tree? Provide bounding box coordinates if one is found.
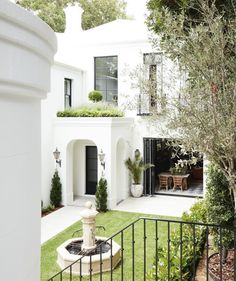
[146,0,236,206]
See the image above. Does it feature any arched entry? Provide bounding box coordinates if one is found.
[67,139,98,203]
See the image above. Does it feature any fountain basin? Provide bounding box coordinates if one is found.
[57,236,121,276]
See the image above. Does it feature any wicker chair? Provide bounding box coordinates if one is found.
[173,176,184,191]
[159,175,170,191]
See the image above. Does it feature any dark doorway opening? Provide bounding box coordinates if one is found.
[143,138,203,197]
[86,146,98,195]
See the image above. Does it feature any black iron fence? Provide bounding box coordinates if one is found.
[48,217,236,281]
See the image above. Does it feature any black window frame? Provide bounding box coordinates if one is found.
[64,78,72,109]
[94,56,118,103]
[137,52,163,116]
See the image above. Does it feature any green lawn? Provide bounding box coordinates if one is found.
[41,211,177,281]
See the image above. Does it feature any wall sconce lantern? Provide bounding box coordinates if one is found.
[135,149,140,158]
[53,148,61,167]
[98,149,105,170]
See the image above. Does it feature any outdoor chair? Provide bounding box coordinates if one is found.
[173,176,184,191]
[159,175,171,191]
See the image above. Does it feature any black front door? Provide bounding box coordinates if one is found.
[86,146,98,195]
[143,138,157,195]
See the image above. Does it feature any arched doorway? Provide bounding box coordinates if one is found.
[67,139,98,203]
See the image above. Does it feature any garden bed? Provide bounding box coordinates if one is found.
[208,250,234,281]
[41,205,63,217]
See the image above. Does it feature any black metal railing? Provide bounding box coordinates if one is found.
[48,217,236,281]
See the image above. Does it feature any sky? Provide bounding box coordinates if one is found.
[125,0,148,21]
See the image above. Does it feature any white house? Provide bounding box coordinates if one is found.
[41,5,204,209]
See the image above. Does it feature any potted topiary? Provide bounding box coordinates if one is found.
[88,90,103,103]
[125,149,154,197]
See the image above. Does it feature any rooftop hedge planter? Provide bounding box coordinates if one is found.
[57,104,124,117]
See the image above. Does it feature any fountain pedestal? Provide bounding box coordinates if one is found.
[57,201,121,276]
[80,201,98,251]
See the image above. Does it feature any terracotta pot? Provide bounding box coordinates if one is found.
[192,167,203,180]
[131,184,143,197]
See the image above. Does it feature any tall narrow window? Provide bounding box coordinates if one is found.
[64,78,72,109]
[137,53,163,115]
[149,64,157,107]
[94,56,118,103]
[144,53,163,107]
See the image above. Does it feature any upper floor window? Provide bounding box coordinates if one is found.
[64,78,72,109]
[138,53,163,115]
[94,56,118,103]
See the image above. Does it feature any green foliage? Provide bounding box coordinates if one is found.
[125,150,154,184]
[182,199,207,223]
[50,170,62,207]
[95,177,108,212]
[17,0,127,32]
[79,0,127,30]
[146,0,236,201]
[205,164,234,249]
[147,0,235,34]
[147,200,206,281]
[88,90,103,103]
[57,103,124,117]
[41,204,55,215]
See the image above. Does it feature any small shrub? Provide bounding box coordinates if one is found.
[42,204,55,215]
[88,90,103,103]
[182,199,207,223]
[95,177,108,212]
[50,170,62,207]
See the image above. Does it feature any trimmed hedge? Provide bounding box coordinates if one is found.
[95,177,108,212]
[57,104,124,117]
[50,170,62,207]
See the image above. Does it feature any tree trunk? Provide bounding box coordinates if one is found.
[232,186,236,211]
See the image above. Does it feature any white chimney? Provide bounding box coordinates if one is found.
[64,4,84,34]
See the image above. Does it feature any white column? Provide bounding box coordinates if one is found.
[0,2,57,281]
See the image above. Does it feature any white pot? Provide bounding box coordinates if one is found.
[131,184,143,197]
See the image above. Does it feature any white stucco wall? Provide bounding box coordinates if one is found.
[52,117,133,208]
[41,7,201,210]
[41,63,84,206]
[0,1,56,281]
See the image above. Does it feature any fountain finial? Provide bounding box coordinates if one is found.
[85,201,92,209]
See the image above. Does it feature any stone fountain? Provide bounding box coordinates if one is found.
[57,202,121,276]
